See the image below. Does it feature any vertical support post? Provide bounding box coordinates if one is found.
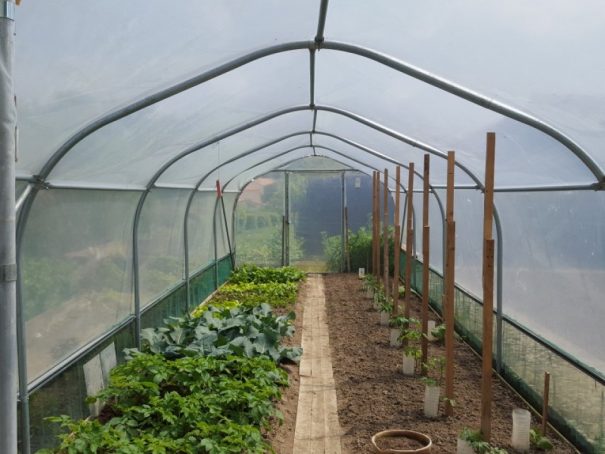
[184,193,191,310]
[404,163,414,318]
[373,171,380,278]
[444,151,456,417]
[0,3,17,451]
[481,132,496,439]
[284,172,290,266]
[341,171,346,273]
[542,371,551,435]
[382,169,390,299]
[371,172,376,275]
[392,166,401,313]
[213,197,219,289]
[421,154,431,373]
[344,207,350,272]
[494,207,504,373]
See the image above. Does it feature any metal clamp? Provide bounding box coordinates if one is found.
[0,264,17,282]
[1,1,15,20]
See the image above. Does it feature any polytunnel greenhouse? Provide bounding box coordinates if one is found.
[1,0,604,452]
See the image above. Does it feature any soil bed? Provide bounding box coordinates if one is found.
[324,273,576,454]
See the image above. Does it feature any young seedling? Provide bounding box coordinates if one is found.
[530,428,554,451]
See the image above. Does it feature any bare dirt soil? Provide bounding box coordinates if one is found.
[323,273,576,454]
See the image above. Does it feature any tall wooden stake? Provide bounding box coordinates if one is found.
[421,154,431,373]
[542,372,551,435]
[481,132,496,439]
[393,166,401,313]
[344,207,351,272]
[404,163,415,318]
[444,151,456,416]
[383,169,390,299]
[372,171,378,277]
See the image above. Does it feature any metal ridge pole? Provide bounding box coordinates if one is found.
[0,3,18,451]
[315,0,330,45]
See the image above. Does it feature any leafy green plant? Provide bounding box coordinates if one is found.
[213,281,299,308]
[458,427,509,454]
[430,323,446,344]
[39,355,287,453]
[530,428,554,451]
[230,265,305,285]
[421,356,446,387]
[191,299,241,318]
[137,304,302,364]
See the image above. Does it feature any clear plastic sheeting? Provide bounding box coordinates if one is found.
[433,188,484,297]
[47,51,309,185]
[21,190,137,381]
[224,147,313,192]
[279,155,353,171]
[235,172,285,267]
[289,172,343,272]
[197,135,312,190]
[187,191,216,273]
[158,111,314,186]
[138,189,189,306]
[327,0,605,172]
[215,193,237,260]
[314,111,475,186]
[496,190,605,373]
[316,50,596,186]
[15,0,319,177]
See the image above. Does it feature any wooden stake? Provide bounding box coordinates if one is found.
[481,132,496,439]
[421,154,430,372]
[542,372,551,435]
[372,171,379,277]
[481,239,495,437]
[404,163,415,319]
[344,206,350,272]
[444,151,456,416]
[393,166,401,313]
[383,169,390,299]
[394,225,401,312]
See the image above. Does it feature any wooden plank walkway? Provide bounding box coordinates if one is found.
[293,274,342,454]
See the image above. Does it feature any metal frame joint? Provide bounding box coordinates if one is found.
[1,1,15,20]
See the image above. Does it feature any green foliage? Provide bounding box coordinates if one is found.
[421,356,446,387]
[214,281,299,308]
[530,428,554,451]
[230,264,305,284]
[430,323,446,343]
[138,304,302,364]
[190,299,241,318]
[458,427,509,454]
[40,355,286,453]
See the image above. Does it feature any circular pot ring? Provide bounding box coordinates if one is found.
[371,429,433,453]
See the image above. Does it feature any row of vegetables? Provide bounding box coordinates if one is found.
[39,265,305,454]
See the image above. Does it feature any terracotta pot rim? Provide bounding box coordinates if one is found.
[371,429,433,453]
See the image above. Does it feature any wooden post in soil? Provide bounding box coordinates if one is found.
[404,163,415,319]
[542,372,551,435]
[372,171,378,277]
[383,169,390,299]
[421,154,431,373]
[481,132,496,439]
[444,151,456,417]
[344,207,351,272]
[393,166,401,314]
